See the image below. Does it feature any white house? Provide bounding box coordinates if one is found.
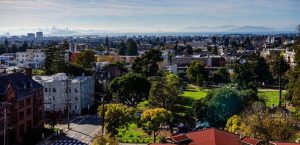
[16,49,45,69]
[33,73,95,115]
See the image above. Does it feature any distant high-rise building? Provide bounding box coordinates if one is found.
[27,33,35,39]
[36,32,43,39]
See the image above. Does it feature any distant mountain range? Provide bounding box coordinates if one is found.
[0,25,296,37]
[183,25,276,32]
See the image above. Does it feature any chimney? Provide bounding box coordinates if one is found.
[25,67,32,78]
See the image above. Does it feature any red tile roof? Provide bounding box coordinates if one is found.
[241,137,262,145]
[169,134,190,143]
[186,128,242,145]
[270,142,300,145]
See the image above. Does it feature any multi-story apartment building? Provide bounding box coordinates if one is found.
[16,49,45,69]
[0,68,44,145]
[33,73,95,115]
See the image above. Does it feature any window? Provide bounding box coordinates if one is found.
[19,124,25,136]
[52,96,55,101]
[27,120,32,130]
[26,108,31,116]
[19,101,24,108]
[49,88,51,92]
[75,88,78,93]
[26,98,31,106]
[45,88,47,92]
[19,111,24,120]
[75,105,78,110]
[75,97,78,102]
[53,88,56,92]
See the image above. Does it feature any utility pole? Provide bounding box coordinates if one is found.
[101,97,105,135]
[66,78,70,129]
[3,105,7,145]
[279,59,282,109]
[1,102,11,145]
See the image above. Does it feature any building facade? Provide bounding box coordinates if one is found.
[33,73,95,115]
[0,69,44,145]
[16,49,45,69]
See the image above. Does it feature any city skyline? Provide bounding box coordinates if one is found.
[0,0,299,33]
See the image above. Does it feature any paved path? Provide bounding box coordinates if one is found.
[50,115,102,145]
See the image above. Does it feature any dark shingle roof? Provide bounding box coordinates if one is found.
[0,72,43,100]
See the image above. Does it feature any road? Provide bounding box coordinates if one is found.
[50,115,102,145]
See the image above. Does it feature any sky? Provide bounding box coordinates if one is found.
[0,0,299,32]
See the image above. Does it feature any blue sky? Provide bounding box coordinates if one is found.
[0,0,299,32]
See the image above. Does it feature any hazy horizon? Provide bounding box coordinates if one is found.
[0,0,299,34]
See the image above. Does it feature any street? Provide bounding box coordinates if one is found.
[50,115,102,145]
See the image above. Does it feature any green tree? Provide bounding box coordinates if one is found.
[127,38,138,56]
[212,46,218,55]
[212,67,230,84]
[185,45,193,56]
[140,108,172,143]
[234,53,272,88]
[74,49,95,69]
[186,61,208,87]
[148,73,180,111]
[44,43,67,74]
[270,55,290,79]
[98,104,134,137]
[212,36,217,44]
[132,49,163,77]
[117,40,127,55]
[197,88,243,127]
[108,73,151,107]
[92,135,119,145]
[226,115,250,134]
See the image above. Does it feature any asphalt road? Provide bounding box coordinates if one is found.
[51,115,102,145]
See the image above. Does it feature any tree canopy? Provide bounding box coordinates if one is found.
[140,108,172,143]
[126,38,138,56]
[186,61,208,87]
[108,73,151,107]
[74,49,96,69]
[98,103,134,137]
[132,49,163,77]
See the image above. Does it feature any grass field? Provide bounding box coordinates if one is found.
[182,84,210,100]
[258,89,287,107]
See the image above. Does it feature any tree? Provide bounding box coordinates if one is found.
[205,88,243,127]
[270,55,290,79]
[105,36,110,53]
[74,49,95,69]
[98,104,134,137]
[4,39,9,48]
[117,40,127,55]
[44,111,63,130]
[234,53,272,88]
[212,36,217,44]
[44,44,67,74]
[212,67,230,84]
[241,102,297,142]
[140,108,172,143]
[108,73,151,107]
[185,45,193,56]
[186,61,208,87]
[132,49,163,77]
[226,115,250,134]
[92,135,119,145]
[148,73,180,111]
[127,38,138,56]
[212,46,218,55]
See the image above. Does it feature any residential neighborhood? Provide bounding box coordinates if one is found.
[1,0,300,145]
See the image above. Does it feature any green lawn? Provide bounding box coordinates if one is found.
[117,123,153,144]
[258,89,287,107]
[182,84,210,100]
